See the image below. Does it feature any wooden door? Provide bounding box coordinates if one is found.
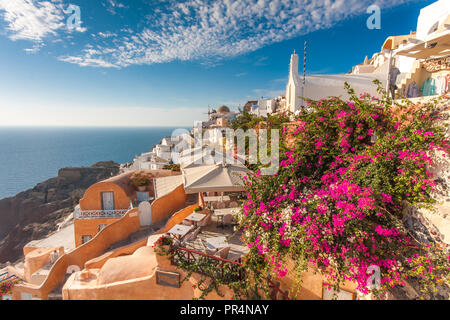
[101,192,114,211]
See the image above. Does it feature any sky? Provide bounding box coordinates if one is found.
[0,0,434,127]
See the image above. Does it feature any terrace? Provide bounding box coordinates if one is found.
[170,211,248,262]
[162,210,290,300]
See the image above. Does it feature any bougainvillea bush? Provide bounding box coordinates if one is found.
[130,172,152,187]
[0,278,20,300]
[238,83,450,299]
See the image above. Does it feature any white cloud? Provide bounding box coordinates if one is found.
[252,88,285,99]
[0,0,86,49]
[59,0,413,68]
[58,55,120,68]
[0,0,414,66]
[97,31,117,38]
[24,42,44,53]
[104,0,128,15]
[0,0,65,41]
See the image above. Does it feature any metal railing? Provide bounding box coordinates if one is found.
[74,208,129,219]
[0,272,21,283]
[171,246,245,281]
[267,275,290,300]
[74,201,135,220]
[170,246,289,300]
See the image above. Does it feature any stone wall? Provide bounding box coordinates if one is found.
[402,98,450,247]
[391,97,450,300]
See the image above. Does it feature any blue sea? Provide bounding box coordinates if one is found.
[0,127,188,199]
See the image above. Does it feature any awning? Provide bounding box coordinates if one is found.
[182,163,250,194]
[394,31,450,59]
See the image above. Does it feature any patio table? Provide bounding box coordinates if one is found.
[213,207,240,228]
[168,224,192,240]
[205,236,229,250]
[184,212,206,226]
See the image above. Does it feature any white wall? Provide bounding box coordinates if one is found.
[258,99,276,114]
[416,0,450,41]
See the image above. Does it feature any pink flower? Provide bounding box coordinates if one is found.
[380,192,393,204]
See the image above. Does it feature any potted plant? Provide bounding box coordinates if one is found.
[0,278,20,300]
[153,235,174,256]
[131,172,152,191]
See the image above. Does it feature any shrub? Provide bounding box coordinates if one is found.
[237,82,450,298]
[0,278,20,299]
[130,172,152,187]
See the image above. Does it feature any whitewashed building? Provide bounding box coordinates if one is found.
[284,53,384,114]
[350,0,449,98]
[128,151,169,171]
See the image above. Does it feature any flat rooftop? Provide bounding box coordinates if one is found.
[26,223,75,253]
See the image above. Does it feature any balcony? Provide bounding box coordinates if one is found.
[74,206,129,219]
[161,212,290,300]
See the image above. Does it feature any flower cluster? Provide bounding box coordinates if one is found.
[0,278,20,299]
[131,172,153,187]
[238,83,450,298]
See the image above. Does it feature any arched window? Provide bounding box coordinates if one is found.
[427,21,439,35]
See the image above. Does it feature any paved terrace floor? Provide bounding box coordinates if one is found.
[26,223,75,253]
[181,215,249,262]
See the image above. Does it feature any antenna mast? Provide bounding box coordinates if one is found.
[303,40,307,86]
[301,40,307,109]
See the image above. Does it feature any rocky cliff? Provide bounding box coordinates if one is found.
[0,161,120,264]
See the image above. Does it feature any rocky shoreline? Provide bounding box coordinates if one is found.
[0,161,120,264]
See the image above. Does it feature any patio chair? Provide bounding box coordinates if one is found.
[182,219,193,226]
[223,213,233,226]
[185,227,201,242]
[216,202,226,209]
[215,246,230,260]
[198,214,211,227]
[201,240,218,256]
[210,202,218,210]
[228,201,238,208]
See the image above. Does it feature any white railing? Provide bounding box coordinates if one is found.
[74,208,129,219]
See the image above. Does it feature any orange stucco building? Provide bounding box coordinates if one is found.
[74,169,182,247]
[8,167,360,300]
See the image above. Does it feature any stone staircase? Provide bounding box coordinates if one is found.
[398,60,422,95]
[47,273,71,300]
[103,226,155,253]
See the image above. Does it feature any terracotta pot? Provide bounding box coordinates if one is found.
[137,186,147,192]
